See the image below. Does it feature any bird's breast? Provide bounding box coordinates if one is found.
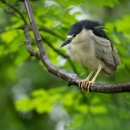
[67,41,100,70]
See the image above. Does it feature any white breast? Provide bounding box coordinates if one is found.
[67,29,101,71]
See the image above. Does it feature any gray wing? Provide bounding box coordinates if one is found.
[89,30,121,71]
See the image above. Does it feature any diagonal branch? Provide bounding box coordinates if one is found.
[22,0,130,93]
[41,36,79,74]
[23,24,40,58]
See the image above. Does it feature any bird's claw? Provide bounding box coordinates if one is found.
[79,80,95,92]
[79,80,89,91]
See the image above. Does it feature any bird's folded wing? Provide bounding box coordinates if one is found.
[89,30,120,70]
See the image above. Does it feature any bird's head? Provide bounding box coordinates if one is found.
[61,20,104,47]
[61,21,84,47]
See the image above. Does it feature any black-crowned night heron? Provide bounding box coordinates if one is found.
[61,20,120,91]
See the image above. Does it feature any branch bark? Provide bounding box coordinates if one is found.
[22,0,130,93]
[23,24,40,58]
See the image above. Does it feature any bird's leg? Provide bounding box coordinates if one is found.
[79,63,102,92]
[79,71,94,91]
[86,63,102,92]
[85,71,94,81]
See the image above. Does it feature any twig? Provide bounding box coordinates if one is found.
[1,0,27,24]
[39,27,64,40]
[14,25,64,41]
[23,0,130,93]
[42,36,69,59]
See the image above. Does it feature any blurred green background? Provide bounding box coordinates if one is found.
[0,0,130,130]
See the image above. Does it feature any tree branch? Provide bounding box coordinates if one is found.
[41,36,79,74]
[22,0,130,93]
[23,24,40,58]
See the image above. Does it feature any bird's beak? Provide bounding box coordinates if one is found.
[61,37,73,48]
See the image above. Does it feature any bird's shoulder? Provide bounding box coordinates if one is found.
[88,29,120,71]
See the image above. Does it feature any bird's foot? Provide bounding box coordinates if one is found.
[79,80,95,92]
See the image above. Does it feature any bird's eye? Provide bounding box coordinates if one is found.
[73,34,76,37]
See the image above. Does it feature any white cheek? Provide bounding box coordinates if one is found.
[71,29,89,44]
[71,36,79,43]
[72,35,84,44]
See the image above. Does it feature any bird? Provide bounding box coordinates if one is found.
[61,20,121,92]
